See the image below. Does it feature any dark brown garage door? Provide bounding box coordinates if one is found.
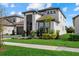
[17,27,23,35]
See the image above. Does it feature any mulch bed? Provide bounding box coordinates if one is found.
[0,47,5,52]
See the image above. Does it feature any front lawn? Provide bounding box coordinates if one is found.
[3,39,79,48]
[0,45,79,56]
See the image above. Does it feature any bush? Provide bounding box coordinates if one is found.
[56,30,60,39]
[48,30,54,34]
[42,33,49,39]
[50,33,57,39]
[60,34,79,41]
[69,34,79,41]
[31,31,36,38]
[66,26,75,33]
[60,34,71,41]
[42,33,57,39]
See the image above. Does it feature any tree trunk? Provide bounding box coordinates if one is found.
[48,21,51,33]
[0,32,2,48]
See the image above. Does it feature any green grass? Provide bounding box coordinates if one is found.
[4,39,79,48]
[0,45,79,56]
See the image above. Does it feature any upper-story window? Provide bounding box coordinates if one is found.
[47,10,55,14]
[12,17,16,22]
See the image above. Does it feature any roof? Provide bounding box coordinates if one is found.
[3,15,24,19]
[22,10,36,14]
[0,18,13,26]
[73,15,79,19]
[22,7,66,19]
[36,15,59,23]
[0,15,24,26]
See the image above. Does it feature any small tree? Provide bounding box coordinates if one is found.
[0,19,3,48]
[42,15,53,33]
[0,5,5,48]
[66,26,75,33]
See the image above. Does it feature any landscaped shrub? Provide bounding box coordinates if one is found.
[31,31,36,38]
[48,30,54,34]
[60,34,71,41]
[42,33,57,39]
[66,26,75,33]
[60,34,79,41]
[69,34,79,41]
[42,33,50,39]
[50,33,57,39]
[21,31,25,37]
[56,30,60,39]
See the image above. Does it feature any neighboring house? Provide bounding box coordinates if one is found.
[0,15,24,35]
[22,7,66,36]
[73,15,79,34]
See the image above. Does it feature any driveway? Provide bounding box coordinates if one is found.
[3,42,79,52]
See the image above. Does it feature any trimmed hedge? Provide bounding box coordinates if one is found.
[60,34,71,41]
[60,34,79,41]
[69,34,79,41]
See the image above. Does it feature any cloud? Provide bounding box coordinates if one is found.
[26,3,52,10]
[10,11,23,16]
[0,3,15,8]
[74,7,79,11]
[46,3,52,8]
[69,14,77,17]
[18,12,23,16]
[75,3,79,6]
[27,3,45,10]
[10,3,15,7]
[62,7,68,12]
[0,3,9,7]
[10,11,16,15]
[74,3,79,11]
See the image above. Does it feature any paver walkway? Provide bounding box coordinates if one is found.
[3,42,79,52]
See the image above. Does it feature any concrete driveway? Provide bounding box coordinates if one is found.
[3,42,79,52]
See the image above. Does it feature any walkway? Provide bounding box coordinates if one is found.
[3,42,79,52]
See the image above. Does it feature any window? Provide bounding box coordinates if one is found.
[47,10,55,14]
[47,11,49,14]
[50,10,52,14]
[45,22,49,28]
[39,22,43,28]
[12,17,16,22]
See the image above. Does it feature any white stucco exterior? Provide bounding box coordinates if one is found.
[58,10,66,35]
[3,26,14,34]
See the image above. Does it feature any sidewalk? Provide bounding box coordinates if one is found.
[3,42,79,52]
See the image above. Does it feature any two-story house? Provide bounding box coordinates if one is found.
[22,7,66,36]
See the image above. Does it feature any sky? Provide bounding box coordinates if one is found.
[0,3,79,27]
